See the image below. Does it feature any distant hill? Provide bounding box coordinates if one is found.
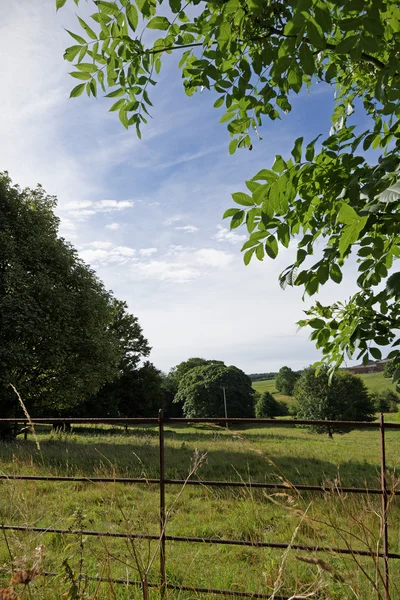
[247,372,277,382]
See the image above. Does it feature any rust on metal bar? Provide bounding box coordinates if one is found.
[158,409,166,596]
[380,414,390,599]
[4,525,400,559]
[1,474,398,497]
[1,416,400,428]
[42,572,289,599]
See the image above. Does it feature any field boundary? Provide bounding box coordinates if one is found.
[1,412,399,600]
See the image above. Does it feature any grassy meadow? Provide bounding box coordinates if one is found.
[252,370,397,408]
[0,414,399,599]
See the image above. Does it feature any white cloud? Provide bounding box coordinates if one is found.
[86,241,114,249]
[80,245,136,266]
[133,261,200,283]
[194,248,234,268]
[62,199,134,217]
[175,225,199,233]
[139,248,158,256]
[106,222,120,230]
[164,215,183,225]
[214,225,247,245]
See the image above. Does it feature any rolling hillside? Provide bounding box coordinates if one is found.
[252,370,397,407]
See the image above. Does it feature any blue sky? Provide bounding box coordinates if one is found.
[1,1,363,373]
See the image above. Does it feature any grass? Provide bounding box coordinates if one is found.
[0,420,399,599]
[252,370,397,408]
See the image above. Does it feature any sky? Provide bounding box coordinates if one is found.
[0,1,363,374]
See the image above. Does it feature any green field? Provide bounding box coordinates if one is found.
[0,418,399,599]
[252,370,397,407]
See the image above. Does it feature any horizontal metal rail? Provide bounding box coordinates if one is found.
[4,525,400,559]
[1,416,400,428]
[42,572,290,599]
[1,474,398,496]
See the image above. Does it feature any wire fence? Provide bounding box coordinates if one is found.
[1,411,399,599]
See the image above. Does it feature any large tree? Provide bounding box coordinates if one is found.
[275,366,299,396]
[294,367,375,437]
[174,362,255,418]
[58,0,400,380]
[170,357,224,386]
[0,173,149,425]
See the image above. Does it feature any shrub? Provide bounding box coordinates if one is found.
[255,392,288,418]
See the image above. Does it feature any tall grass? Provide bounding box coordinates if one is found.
[0,423,399,599]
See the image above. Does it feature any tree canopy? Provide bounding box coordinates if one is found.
[58,0,400,381]
[174,362,255,418]
[170,357,224,386]
[255,391,288,418]
[275,366,299,396]
[0,173,150,423]
[294,367,375,436]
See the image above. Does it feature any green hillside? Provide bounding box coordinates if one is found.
[252,370,396,407]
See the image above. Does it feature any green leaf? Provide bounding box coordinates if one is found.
[56,0,67,10]
[337,203,359,225]
[76,63,98,73]
[309,318,325,329]
[214,97,224,108]
[255,244,264,261]
[330,264,342,284]
[69,83,86,98]
[291,137,303,163]
[217,21,231,52]
[230,210,245,229]
[126,3,139,31]
[252,169,277,182]
[223,208,240,219]
[109,99,126,112]
[272,156,286,173]
[147,16,170,30]
[70,71,92,80]
[339,218,368,256]
[229,139,238,155]
[232,192,253,207]
[97,1,119,16]
[66,30,87,44]
[119,109,129,129]
[288,64,303,93]
[64,45,82,62]
[299,43,315,76]
[370,347,382,360]
[106,87,126,98]
[335,35,359,54]
[78,17,97,40]
[265,235,278,259]
[243,247,256,265]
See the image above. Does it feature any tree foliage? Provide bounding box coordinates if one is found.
[174,363,255,418]
[275,366,299,396]
[255,391,288,418]
[0,173,150,423]
[170,357,224,386]
[59,0,400,377]
[371,389,399,412]
[383,359,396,378]
[294,367,375,436]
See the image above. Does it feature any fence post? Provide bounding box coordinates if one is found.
[158,409,166,597]
[379,413,389,600]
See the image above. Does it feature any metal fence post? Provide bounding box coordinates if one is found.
[158,409,166,597]
[380,413,389,599]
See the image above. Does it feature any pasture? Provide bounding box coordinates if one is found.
[252,370,397,407]
[0,418,399,599]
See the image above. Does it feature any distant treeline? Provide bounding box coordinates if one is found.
[248,372,278,381]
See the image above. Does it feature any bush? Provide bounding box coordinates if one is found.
[294,367,375,437]
[372,390,399,413]
[255,392,288,418]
